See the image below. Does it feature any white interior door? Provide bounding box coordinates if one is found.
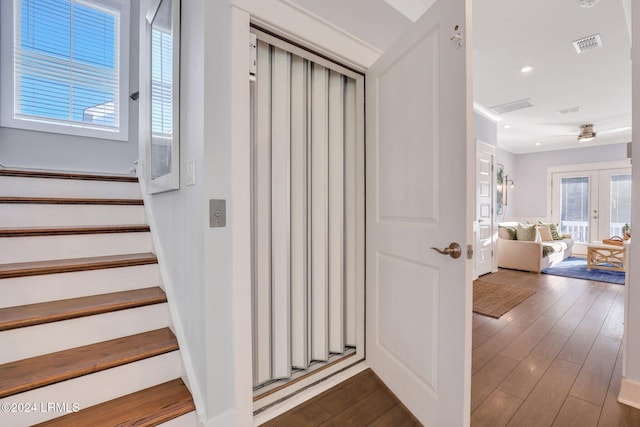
[475,142,495,277]
[365,0,471,425]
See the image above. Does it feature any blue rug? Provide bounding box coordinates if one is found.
[541,257,625,285]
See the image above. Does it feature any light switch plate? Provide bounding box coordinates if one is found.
[186,159,195,186]
[209,199,226,228]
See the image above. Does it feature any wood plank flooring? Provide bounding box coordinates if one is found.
[261,269,640,426]
[472,269,640,427]
[260,369,420,426]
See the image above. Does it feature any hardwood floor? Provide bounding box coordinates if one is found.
[260,369,420,426]
[472,269,640,427]
[262,269,640,426]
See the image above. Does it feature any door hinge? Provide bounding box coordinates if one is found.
[249,33,257,81]
[467,244,474,260]
[450,25,463,49]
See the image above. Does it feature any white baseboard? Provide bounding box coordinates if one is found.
[203,409,235,427]
[618,378,640,409]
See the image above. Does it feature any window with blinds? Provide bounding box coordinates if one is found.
[0,0,129,140]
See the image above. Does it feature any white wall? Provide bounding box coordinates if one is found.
[474,112,497,146]
[138,0,237,425]
[511,143,629,218]
[0,3,140,174]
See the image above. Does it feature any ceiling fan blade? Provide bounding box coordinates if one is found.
[598,126,631,135]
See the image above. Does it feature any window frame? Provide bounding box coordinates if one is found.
[0,0,130,141]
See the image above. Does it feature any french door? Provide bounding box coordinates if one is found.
[552,166,631,254]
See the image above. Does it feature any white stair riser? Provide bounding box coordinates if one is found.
[158,411,199,426]
[0,176,140,199]
[0,351,183,426]
[0,233,153,263]
[0,264,160,308]
[0,304,170,363]
[0,204,147,227]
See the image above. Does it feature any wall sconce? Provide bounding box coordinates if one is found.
[503,175,515,206]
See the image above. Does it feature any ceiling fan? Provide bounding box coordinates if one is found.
[551,123,631,143]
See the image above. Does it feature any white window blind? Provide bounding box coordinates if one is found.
[9,0,124,134]
[151,27,173,137]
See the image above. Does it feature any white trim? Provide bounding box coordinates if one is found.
[547,159,631,175]
[232,0,380,71]
[473,102,502,124]
[0,0,130,141]
[230,7,255,427]
[618,378,640,410]
[136,167,208,426]
[251,28,363,80]
[230,4,369,423]
[144,0,181,194]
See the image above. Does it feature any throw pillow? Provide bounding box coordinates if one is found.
[538,224,553,242]
[538,221,563,240]
[517,224,538,241]
[550,223,563,240]
[498,225,517,240]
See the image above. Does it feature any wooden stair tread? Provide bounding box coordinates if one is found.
[0,225,150,237]
[0,328,178,398]
[36,378,194,427]
[0,196,143,205]
[0,253,158,279]
[0,169,138,182]
[0,287,166,331]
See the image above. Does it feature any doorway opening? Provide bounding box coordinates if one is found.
[249,27,366,412]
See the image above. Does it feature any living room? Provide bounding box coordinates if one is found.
[470,1,639,424]
[472,0,632,280]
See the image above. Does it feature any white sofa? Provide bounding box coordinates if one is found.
[497,223,574,273]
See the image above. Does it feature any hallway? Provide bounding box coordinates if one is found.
[472,269,640,426]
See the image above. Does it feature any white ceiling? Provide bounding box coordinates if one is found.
[287,0,632,154]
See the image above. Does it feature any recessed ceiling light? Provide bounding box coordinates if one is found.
[520,65,534,74]
[535,142,542,146]
[503,124,511,129]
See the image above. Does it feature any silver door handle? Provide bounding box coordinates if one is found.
[431,242,462,259]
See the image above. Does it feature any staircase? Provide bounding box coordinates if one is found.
[0,169,197,426]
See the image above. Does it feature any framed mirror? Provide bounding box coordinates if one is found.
[145,0,180,193]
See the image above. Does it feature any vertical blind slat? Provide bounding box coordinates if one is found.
[290,56,309,369]
[344,77,357,347]
[310,63,330,362]
[271,47,292,379]
[253,40,273,386]
[328,70,345,354]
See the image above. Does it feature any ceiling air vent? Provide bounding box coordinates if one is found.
[573,34,603,54]
[559,106,582,115]
[489,99,535,114]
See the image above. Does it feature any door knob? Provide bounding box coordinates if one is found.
[431,242,462,259]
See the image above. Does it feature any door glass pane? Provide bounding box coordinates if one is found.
[610,174,631,236]
[560,177,589,243]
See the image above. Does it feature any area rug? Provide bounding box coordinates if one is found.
[473,280,536,319]
[541,257,625,285]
